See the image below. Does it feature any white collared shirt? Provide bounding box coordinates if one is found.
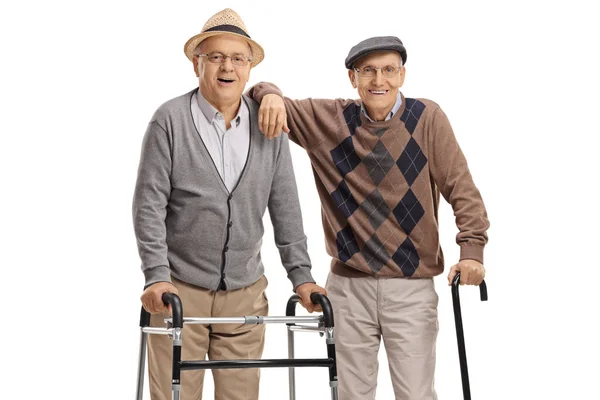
[191,90,250,192]
[361,91,403,122]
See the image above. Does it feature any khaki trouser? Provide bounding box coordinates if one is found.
[326,271,438,400]
[148,275,269,400]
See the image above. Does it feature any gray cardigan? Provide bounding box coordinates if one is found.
[133,89,314,291]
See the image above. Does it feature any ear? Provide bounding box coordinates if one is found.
[397,65,406,88]
[192,56,200,77]
[348,69,357,89]
[244,65,251,84]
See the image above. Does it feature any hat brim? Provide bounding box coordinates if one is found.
[184,31,264,67]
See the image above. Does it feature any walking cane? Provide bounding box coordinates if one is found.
[451,272,488,400]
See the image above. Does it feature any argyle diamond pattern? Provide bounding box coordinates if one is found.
[397,137,428,186]
[336,224,360,262]
[331,180,359,219]
[393,189,425,234]
[363,141,396,185]
[330,136,361,177]
[392,237,420,276]
[343,103,362,136]
[363,234,390,273]
[332,99,427,275]
[360,188,390,230]
[400,98,426,134]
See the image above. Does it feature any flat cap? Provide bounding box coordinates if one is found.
[345,36,407,69]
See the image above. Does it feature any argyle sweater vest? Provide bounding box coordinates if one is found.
[249,83,489,278]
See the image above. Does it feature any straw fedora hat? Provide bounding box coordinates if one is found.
[183,8,264,67]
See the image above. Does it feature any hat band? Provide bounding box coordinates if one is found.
[204,24,251,39]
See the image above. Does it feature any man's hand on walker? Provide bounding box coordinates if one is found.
[296,282,327,313]
[141,281,179,314]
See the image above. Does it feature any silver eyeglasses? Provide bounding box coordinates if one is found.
[196,52,253,67]
[353,65,401,78]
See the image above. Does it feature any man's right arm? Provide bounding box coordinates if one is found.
[132,119,173,289]
[247,82,354,151]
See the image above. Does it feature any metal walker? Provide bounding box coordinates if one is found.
[135,292,338,400]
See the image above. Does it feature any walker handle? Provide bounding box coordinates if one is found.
[138,292,184,328]
[286,293,335,328]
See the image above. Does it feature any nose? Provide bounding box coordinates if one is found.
[220,56,235,72]
[372,69,385,86]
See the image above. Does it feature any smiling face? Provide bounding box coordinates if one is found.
[192,34,252,113]
[348,51,406,121]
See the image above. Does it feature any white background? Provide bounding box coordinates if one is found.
[1,0,599,399]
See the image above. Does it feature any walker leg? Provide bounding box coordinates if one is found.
[325,327,338,400]
[288,326,296,400]
[136,330,148,400]
[172,327,182,400]
[331,385,339,400]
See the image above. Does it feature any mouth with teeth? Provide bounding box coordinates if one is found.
[369,90,389,95]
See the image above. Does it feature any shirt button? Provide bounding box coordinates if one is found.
[224,246,229,252]
[228,222,233,228]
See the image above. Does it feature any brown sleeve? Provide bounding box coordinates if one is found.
[247,82,355,151]
[427,106,490,263]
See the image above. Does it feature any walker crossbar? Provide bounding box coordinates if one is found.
[180,358,335,370]
[166,315,322,325]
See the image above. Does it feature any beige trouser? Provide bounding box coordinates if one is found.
[326,271,438,400]
[148,275,269,400]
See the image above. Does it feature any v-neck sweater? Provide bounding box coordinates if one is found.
[133,89,314,291]
[248,83,489,278]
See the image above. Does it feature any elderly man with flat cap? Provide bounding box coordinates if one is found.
[132,8,326,400]
[248,36,490,399]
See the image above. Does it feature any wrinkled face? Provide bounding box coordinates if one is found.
[348,51,406,119]
[192,34,252,109]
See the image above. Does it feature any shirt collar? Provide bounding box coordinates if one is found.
[361,91,403,122]
[196,89,243,128]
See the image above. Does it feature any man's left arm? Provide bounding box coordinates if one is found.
[427,106,490,285]
[268,133,326,311]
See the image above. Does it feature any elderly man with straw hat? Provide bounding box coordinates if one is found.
[248,36,490,399]
[132,8,326,400]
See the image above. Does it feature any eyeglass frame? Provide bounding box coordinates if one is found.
[352,64,403,78]
[195,52,253,67]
